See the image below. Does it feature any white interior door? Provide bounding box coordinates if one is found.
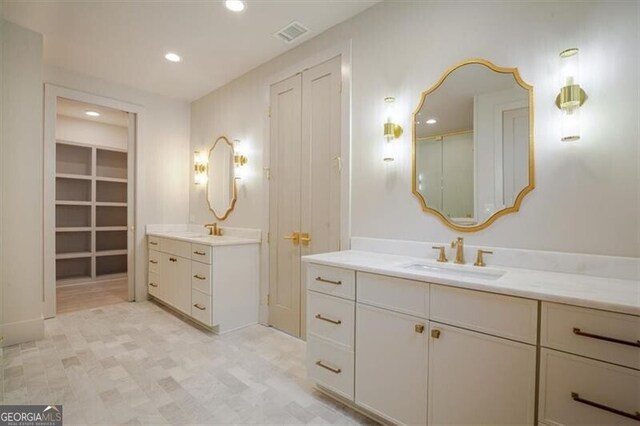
[269,56,342,338]
[269,73,303,336]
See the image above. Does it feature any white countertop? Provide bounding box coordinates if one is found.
[147,231,260,247]
[302,250,640,316]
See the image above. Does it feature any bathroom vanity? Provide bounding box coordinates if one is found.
[303,248,639,426]
[146,226,260,333]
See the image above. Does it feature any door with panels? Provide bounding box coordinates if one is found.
[269,56,342,337]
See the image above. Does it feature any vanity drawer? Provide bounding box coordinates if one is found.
[191,261,211,295]
[148,271,160,297]
[539,348,640,425]
[541,302,640,370]
[191,290,213,326]
[307,291,355,350]
[357,272,429,319]
[148,250,160,273]
[148,235,160,250]
[160,238,191,259]
[191,243,212,264]
[307,334,354,401]
[430,284,538,344]
[307,264,355,300]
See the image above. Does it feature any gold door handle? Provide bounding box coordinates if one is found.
[193,304,206,311]
[283,232,300,245]
[431,329,441,339]
[300,233,311,246]
[415,324,425,333]
[315,360,341,374]
[149,283,158,287]
[149,260,158,264]
[315,314,342,325]
[193,275,206,280]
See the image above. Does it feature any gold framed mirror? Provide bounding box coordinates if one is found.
[206,136,237,220]
[412,59,534,232]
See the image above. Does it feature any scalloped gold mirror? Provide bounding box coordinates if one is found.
[207,136,237,220]
[412,59,534,232]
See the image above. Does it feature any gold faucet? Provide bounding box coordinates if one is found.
[451,237,465,264]
[432,246,448,262]
[474,249,493,267]
[205,223,222,236]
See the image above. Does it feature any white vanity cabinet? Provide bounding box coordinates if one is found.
[539,302,640,425]
[147,234,259,333]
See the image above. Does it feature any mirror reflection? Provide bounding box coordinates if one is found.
[207,136,237,220]
[413,60,534,231]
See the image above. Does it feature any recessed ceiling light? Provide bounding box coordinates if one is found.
[426,118,437,125]
[164,52,181,63]
[225,0,245,12]
[85,110,100,117]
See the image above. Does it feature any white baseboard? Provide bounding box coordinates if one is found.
[1,315,45,347]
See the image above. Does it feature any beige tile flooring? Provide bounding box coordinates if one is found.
[0,301,372,425]
[56,279,129,314]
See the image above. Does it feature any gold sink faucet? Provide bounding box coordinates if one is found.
[451,237,464,264]
[205,223,222,236]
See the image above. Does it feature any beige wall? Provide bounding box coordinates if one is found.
[1,20,45,345]
[45,65,192,302]
[191,0,639,258]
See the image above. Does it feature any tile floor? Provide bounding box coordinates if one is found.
[0,301,372,425]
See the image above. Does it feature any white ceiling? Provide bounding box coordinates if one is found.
[57,98,129,127]
[4,0,379,101]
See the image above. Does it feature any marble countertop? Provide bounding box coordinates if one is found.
[147,231,260,247]
[302,250,640,316]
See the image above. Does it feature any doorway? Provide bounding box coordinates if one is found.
[268,56,342,337]
[44,86,137,317]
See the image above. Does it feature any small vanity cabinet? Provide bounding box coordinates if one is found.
[147,234,259,333]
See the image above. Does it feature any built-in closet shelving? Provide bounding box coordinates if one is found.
[55,141,128,285]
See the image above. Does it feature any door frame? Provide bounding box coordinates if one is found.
[262,40,352,330]
[43,84,142,318]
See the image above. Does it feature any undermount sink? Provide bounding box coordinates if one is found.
[403,262,505,280]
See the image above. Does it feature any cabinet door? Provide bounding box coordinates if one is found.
[160,253,173,304]
[428,323,536,425]
[355,303,428,425]
[171,256,190,314]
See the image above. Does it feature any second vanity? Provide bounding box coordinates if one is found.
[302,246,640,426]
[146,226,260,334]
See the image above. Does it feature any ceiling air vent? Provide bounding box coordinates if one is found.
[275,21,310,44]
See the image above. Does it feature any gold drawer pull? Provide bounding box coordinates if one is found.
[573,327,640,348]
[193,304,206,311]
[193,274,206,280]
[315,276,342,285]
[571,392,640,421]
[169,257,177,262]
[149,260,158,264]
[415,324,425,333]
[149,283,158,287]
[315,314,341,325]
[315,360,341,374]
[194,251,206,256]
[149,241,158,246]
[431,329,441,339]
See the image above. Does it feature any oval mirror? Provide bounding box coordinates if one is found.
[207,136,237,220]
[412,59,534,232]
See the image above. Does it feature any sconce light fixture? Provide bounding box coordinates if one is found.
[383,96,402,162]
[194,151,208,185]
[233,139,248,180]
[556,48,587,142]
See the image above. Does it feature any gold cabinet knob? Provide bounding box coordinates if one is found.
[431,329,441,339]
[415,324,425,333]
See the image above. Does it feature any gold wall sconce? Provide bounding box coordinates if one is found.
[194,151,208,185]
[383,96,402,162]
[233,139,248,179]
[556,48,587,142]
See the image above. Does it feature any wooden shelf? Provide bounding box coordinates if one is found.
[95,202,127,207]
[96,249,127,257]
[56,227,92,232]
[56,173,92,180]
[96,176,127,183]
[56,275,94,287]
[56,201,92,206]
[56,251,92,260]
[96,226,128,231]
